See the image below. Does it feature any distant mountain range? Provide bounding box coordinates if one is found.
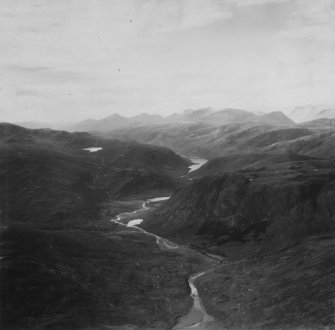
[12,104,335,133]
[12,121,68,130]
[284,105,335,123]
[64,108,294,132]
[107,121,335,159]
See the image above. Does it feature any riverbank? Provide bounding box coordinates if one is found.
[108,156,230,329]
[110,196,224,330]
[139,157,335,329]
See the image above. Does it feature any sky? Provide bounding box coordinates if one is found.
[0,0,334,122]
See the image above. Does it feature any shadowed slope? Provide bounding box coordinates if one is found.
[0,124,196,330]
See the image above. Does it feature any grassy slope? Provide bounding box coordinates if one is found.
[143,160,335,246]
[198,235,335,330]
[1,224,205,330]
[0,124,190,227]
[190,152,316,178]
[0,124,195,330]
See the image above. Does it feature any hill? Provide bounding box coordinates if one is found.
[142,160,335,247]
[0,123,189,226]
[265,130,335,159]
[298,118,335,128]
[107,123,315,159]
[0,124,196,329]
[190,152,315,178]
[66,113,165,132]
[195,109,294,126]
[141,156,335,329]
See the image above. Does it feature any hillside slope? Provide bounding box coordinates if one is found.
[285,105,335,123]
[0,124,195,329]
[190,152,315,178]
[142,161,335,248]
[0,123,190,227]
[265,130,335,159]
[108,123,314,159]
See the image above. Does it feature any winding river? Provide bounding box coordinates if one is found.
[110,157,222,329]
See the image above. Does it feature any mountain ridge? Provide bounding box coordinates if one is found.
[59,108,295,132]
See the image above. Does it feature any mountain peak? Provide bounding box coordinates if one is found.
[285,105,335,123]
[258,111,295,125]
[103,113,127,120]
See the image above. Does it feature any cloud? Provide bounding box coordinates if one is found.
[15,88,39,98]
[279,0,335,42]
[0,0,335,122]
[231,0,289,7]
[135,0,233,34]
[4,65,92,84]
[0,0,72,37]
[175,0,233,29]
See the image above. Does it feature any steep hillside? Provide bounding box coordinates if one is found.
[0,122,98,148]
[141,159,335,329]
[237,127,313,148]
[191,152,315,178]
[197,234,335,329]
[265,130,335,159]
[0,124,198,329]
[0,124,189,227]
[142,160,335,251]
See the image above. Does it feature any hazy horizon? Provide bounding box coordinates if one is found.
[1,0,335,123]
[5,104,335,127]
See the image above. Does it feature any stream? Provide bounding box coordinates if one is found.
[110,157,222,329]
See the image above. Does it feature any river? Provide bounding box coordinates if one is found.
[188,157,208,173]
[83,147,103,152]
[110,157,223,329]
